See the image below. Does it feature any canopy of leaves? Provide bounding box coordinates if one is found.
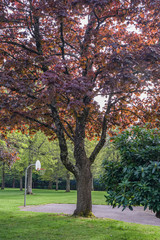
[0,0,159,140]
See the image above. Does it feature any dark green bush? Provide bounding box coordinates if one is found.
[102,126,160,217]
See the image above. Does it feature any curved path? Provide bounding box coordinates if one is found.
[20,204,160,226]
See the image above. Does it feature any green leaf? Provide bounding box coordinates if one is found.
[129,206,133,211]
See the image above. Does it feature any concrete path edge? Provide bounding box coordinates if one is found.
[20,204,160,226]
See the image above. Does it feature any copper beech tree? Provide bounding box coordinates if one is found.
[0,0,159,215]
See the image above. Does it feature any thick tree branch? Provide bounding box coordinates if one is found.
[89,94,112,164]
[63,119,75,141]
[50,100,78,176]
[60,19,69,75]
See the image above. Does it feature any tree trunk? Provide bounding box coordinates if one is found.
[74,164,93,217]
[66,171,70,192]
[48,180,53,189]
[51,104,105,217]
[55,177,58,191]
[20,176,23,191]
[1,162,5,190]
[72,114,94,217]
[27,166,32,194]
[156,211,160,218]
[12,177,15,188]
[91,176,94,191]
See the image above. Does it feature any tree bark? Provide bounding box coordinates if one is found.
[74,163,92,216]
[27,166,32,194]
[48,180,53,189]
[20,176,23,191]
[91,176,94,191]
[12,177,15,188]
[66,171,70,192]
[1,162,5,190]
[72,112,95,216]
[55,177,58,191]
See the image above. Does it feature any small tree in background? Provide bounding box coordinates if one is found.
[101,126,160,218]
[40,140,74,191]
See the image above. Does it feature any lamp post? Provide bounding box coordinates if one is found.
[24,160,41,207]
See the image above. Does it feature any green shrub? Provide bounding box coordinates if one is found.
[102,126,160,217]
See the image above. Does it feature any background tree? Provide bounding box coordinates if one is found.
[41,140,74,191]
[24,131,48,194]
[101,126,160,218]
[0,0,159,216]
[6,130,29,190]
[0,136,19,189]
[7,130,52,193]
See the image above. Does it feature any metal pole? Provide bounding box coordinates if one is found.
[24,168,27,207]
[24,164,35,207]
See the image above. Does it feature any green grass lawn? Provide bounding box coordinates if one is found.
[0,188,160,240]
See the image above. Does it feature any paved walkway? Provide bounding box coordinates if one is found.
[20,204,160,226]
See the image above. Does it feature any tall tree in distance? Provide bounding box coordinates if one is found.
[0,0,159,216]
